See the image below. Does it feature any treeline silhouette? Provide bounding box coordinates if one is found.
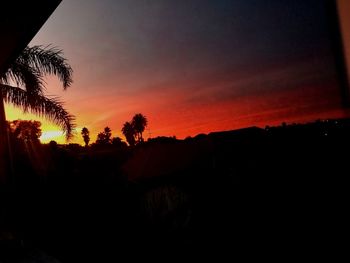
[77,113,148,149]
[1,118,349,261]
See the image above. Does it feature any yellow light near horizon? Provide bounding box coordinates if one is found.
[40,130,65,144]
[4,104,81,145]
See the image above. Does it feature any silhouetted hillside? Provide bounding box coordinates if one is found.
[118,119,349,256]
[1,118,349,261]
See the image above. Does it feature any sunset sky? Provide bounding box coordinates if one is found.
[5,0,350,144]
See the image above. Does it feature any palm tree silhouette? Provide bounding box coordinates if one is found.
[0,45,75,140]
[0,45,74,180]
[131,113,147,143]
[81,127,90,147]
[122,121,135,147]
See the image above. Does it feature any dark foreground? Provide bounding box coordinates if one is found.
[0,119,349,261]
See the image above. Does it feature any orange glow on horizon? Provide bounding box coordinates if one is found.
[5,80,350,145]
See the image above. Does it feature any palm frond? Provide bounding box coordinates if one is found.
[17,45,73,89]
[1,84,75,140]
[1,60,45,95]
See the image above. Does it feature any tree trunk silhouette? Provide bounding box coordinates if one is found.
[0,93,10,183]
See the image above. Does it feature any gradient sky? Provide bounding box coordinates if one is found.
[5,0,350,144]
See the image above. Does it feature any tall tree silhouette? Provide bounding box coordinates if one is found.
[96,127,112,145]
[81,127,90,147]
[132,113,148,143]
[122,121,135,147]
